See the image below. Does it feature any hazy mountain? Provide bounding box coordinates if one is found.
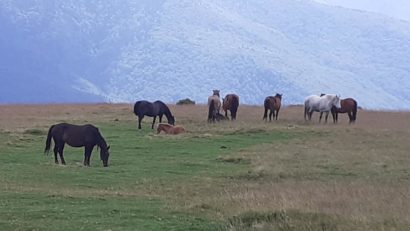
[1,0,409,109]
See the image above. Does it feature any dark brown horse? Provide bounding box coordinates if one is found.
[222,94,239,120]
[134,100,175,129]
[331,98,358,123]
[263,93,282,121]
[44,123,110,167]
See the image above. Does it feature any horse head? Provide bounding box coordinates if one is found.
[213,89,220,97]
[332,95,341,109]
[100,145,110,167]
[168,116,175,125]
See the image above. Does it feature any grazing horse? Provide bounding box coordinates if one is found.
[208,90,222,123]
[157,123,185,135]
[263,93,282,121]
[134,100,175,129]
[304,94,341,123]
[222,94,240,120]
[44,123,110,167]
[331,98,358,123]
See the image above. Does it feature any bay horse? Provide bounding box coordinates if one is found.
[134,100,175,129]
[44,123,110,167]
[222,94,239,120]
[263,93,282,121]
[207,90,222,123]
[304,94,341,123]
[157,123,185,135]
[331,98,358,123]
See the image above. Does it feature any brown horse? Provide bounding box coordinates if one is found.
[44,123,110,167]
[263,93,282,121]
[222,94,239,120]
[331,98,358,123]
[207,90,222,123]
[157,123,185,135]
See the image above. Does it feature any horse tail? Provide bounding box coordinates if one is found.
[44,125,55,155]
[231,96,239,120]
[133,101,140,116]
[352,100,358,122]
[263,98,269,120]
[208,99,215,122]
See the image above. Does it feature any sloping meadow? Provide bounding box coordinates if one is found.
[0,104,409,230]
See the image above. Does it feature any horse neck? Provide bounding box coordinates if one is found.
[97,135,108,150]
[162,107,173,119]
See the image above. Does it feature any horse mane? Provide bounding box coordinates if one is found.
[154,100,174,122]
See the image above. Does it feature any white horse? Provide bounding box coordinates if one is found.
[304,94,341,123]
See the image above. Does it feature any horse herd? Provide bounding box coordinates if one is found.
[43,90,357,168]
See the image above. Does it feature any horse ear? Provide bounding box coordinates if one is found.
[107,145,110,150]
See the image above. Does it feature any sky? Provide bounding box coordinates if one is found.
[313,0,410,21]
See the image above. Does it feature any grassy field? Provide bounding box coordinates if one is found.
[0,103,409,230]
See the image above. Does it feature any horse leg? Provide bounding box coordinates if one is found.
[319,112,323,123]
[87,146,94,166]
[138,116,143,129]
[275,109,279,120]
[263,108,268,120]
[348,112,353,124]
[53,145,59,164]
[325,112,329,123]
[308,111,313,121]
[58,143,66,165]
[159,114,163,123]
[270,110,274,121]
[152,116,157,129]
[83,146,93,166]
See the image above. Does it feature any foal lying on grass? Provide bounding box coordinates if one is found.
[157,123,185,135]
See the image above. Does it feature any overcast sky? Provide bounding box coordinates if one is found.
[313,0,410,21]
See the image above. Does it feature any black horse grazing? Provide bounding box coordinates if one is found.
[133,100,175,129]
[44,123,110,167]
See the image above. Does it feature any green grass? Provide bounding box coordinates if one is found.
[0,121,303,230]
[1,117,410,230]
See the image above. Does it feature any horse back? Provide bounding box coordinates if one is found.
[223,94,238,110]
[338,98,357,113]
[208,95,221,109]
[153,100,171,114]
[58,123,100,147]
[134,100,158,117]
[265,96,280,110]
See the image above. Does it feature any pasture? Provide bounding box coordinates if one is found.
[0,104,409,230]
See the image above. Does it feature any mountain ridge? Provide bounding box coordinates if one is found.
[1,0,409,109]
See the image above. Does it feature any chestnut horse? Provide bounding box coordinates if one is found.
[263,93,282,121]
[222,94,239,120]
[331,98,358,123]
[157,123,185,135]
[44,123,110,167]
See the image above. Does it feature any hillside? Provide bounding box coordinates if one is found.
[1,0,409,109]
